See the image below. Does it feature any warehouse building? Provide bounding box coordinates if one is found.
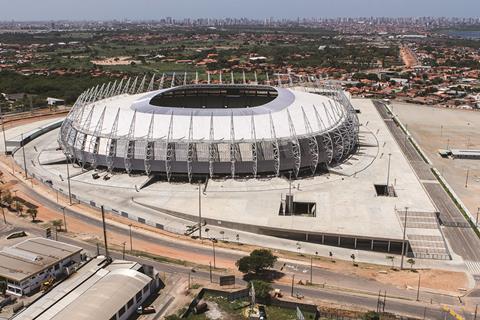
[0,237,82,296]
[13,256,161,320]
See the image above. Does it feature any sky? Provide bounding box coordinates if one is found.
[0,0,479,21]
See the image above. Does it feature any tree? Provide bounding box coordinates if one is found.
[52,219,63,231]
[27,208,38,222]
[407,258,416,271]
[386,255,395,269]
[1,190,12,208]
[248,280,273,300]
[15,202,24,216]
[236,249,277,274]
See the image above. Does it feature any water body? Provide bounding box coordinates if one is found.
[445,30,480,39]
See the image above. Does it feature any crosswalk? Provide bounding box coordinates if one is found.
[465,260,480,275]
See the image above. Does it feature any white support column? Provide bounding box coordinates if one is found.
[122,78,131,94]
[129,77,138,94]
[124,111,137,174]
[136,75,147,94]
[230,112,236,179]
[301,107,319,174]
[147,74,156,92]
[89,106,106,169]
[170,72,176,88]
[313,105,333,165]
[106,108,120,172]
[144,113,155,175]
[108,80,117,98]
[114,79,124,96]
[159,73,165,89]
[208,113,216,178]
[165,112,174,182]
[287,109,301,178]
[187,113,194,183]
[251,113,258,178]
[269,112,280,177]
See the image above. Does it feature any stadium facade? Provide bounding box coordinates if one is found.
[59,74,359,181]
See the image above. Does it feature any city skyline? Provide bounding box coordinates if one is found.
[0,0,479,21]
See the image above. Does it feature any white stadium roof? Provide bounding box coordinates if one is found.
[71,85,344,143]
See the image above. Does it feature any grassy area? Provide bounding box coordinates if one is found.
[180,293,316,320]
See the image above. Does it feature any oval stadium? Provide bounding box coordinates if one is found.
[58,75,359,182]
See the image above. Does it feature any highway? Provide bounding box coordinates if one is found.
[9,224,471,320]
[1,107,478,318]
[374,100,480,264]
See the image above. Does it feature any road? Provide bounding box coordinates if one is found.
[9,224,471,320]
[373,101,480,265]
[1,110,478,318]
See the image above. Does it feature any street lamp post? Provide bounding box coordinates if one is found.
[65,153,72,205]
[198,181,202,240]
[400,207,408,270]
[129,224,133,251]
[0,191,6,224]
[465,168,470,188]
[310,251,318,285]
[386,153,392,194]
[1,105,7,155]
[61,206,67,232]
[416,273,421,301]
[21,133,27,179]
[211,238,216,269]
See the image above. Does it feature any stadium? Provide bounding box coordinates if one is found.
[58,75,359,182]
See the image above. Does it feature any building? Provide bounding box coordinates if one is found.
[450,149,480,160]
[58,75,359,182]
[0,238,82,296]
[13,256,162,320]
[46,97,65,106]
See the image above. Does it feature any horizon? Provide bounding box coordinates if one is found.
[0,0,479,21]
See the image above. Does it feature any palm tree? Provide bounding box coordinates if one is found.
[407,258,415,271]
[52,219,63,232]
[27,208,38,222]
[15,202,24,216]
[2,190,12,209]
[386,255,395,269]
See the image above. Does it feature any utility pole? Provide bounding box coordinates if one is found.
[122,242,126,260]
[21,133,27,179]
[291,274,295,297]
[386,153,392,193]
[198,181,202,240]
[65,154,72,205]
[474,304,477,320]
[101,205,109,258]
[61,207,67,232]
[1,195,6,224]
[310,256,313,285]
[209,262,212,283]
[465,168,470,188]
[129,224,133,251]
[400,207,408,270]
[0,105,7,155]
[212,238,216,269]
[416,273,421,301]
